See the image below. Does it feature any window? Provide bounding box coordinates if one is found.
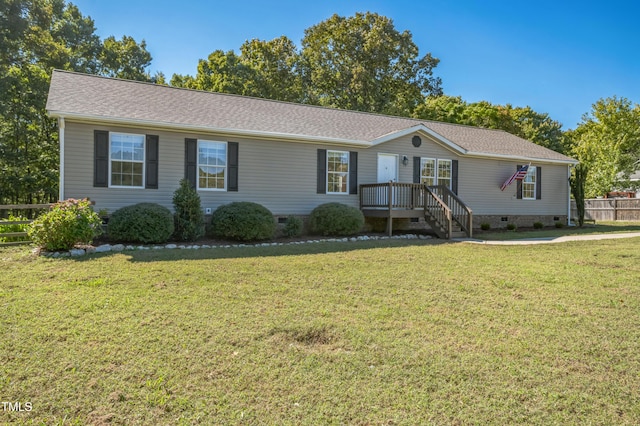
[327,150,349,194]
[198,140,227,190]
[110,133,144,187]
[438,159,452,188]
[420,158,436,185]
[420,158,452,189]
[522,166,536,199]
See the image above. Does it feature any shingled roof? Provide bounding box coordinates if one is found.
[46,70,576,164]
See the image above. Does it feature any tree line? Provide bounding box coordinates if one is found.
[1,1,638,205]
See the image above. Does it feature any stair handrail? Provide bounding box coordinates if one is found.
[423,185,453,239]
[427,185,473,238]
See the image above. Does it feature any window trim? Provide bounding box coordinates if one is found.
[438,159,452,189]
[326,149,350,195]
[522,166,536,200]
[420,157,452,189]
[420,157,436,186]
[108,132,145,189]
[197,139,228,191]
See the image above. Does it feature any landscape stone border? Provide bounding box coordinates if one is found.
[36,234,433,258]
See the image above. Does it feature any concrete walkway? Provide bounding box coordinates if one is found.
[455,232,640,245]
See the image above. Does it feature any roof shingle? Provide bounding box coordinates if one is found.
[46,70,576,163]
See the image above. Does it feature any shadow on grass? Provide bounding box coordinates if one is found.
[71,237,450,263]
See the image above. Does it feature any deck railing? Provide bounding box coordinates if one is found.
[360,182,424,210]
[359,182,472,238]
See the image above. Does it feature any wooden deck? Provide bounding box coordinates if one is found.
[359,182,473,239]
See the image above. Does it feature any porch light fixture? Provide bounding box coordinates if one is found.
[402,155,409,166]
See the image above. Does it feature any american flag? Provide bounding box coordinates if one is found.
[500,163,530,191]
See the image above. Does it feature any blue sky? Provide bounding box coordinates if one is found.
[72,0,639,130]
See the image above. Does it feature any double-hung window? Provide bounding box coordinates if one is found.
[110,133,145,188]
[522,166,536,200]
[198,140,227,190]
[420,158,436,185]
[327,150,349,194]
[438,159,452,188]
[420,158,452,189]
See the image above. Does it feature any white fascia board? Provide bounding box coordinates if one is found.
[464,151,579,165]
[370,124,468,154]
[46,111,372,148]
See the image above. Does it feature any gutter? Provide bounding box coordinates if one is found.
[58,117,65,201]
[47,110,579,166]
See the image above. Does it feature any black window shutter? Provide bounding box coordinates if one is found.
[317,149,327,194]
[145,135,159,189]
[349,151,358,195]
[413,157,421,184]
[516,164,523,199]
[536,166,542,200]
[185,138,197,188]
[94,130,109,188]
[228,142,239,192]
[451,160,459,195]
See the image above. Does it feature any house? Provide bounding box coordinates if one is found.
[46,70,578,238]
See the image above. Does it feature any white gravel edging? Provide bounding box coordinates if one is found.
[37,234,433,258]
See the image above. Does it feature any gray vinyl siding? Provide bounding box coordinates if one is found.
[370,133,569,216]
[63,122,360,215]
[63,121,569,217]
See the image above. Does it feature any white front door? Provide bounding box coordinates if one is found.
[377,153,398,183]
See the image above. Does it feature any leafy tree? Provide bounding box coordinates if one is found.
[414,96,568,153]
[99,35,152,80]
[299,12,442,115]
[0,0,155,205]
[569,96,640,197]
[171,49,251,94]
[172,12,442,115]
[240,36,302,102]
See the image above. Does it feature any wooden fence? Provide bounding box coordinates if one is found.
[0,204,53,246]
[571,198,640,222]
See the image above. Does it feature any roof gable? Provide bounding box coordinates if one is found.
[46,70,577,164]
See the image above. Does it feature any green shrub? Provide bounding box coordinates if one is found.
[173,179,205,241]
[283,216,303,237]
[480,222,491,231]
[533,221,544,229]
[555,221,564,228]
[210,202,275,241]
[506,223,517,231]
[28,198,103,251]
[309,203,364,236]
[108,203,174,244]
[0,214,29,243]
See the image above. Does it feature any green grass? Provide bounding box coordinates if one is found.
[1,235,640,424]
[478,221,640,240]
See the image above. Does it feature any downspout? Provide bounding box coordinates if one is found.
[58,117,65,201]
[567,164,572,226]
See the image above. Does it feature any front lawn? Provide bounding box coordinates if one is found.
[477,221,640,240]
[1,237,639,424]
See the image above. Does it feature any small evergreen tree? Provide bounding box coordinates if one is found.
[173,179,205,241]
[570,163,588,227]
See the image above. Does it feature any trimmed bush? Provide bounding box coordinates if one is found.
[173,179,205,241]
[480,222,491,231]
[108,203,174,244]
[555,221,564,228]
[28,198,103,251]
[283,216,303,237]
[533,221,544,229]
[309,202,364,236]
[506,223,517,231]
[210,202,275,241]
